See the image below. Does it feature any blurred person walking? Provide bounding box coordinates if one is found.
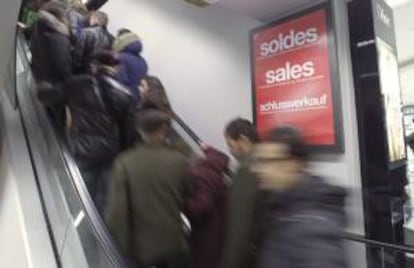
[106,109,190,268]
[221,118,259,268]
[65,51,136,214]
[73,11,114,73]
[251,127,347,268]
[186,145,230,268]
[113,31,148,105]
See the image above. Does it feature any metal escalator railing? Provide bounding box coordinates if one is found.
[344,232,414,268]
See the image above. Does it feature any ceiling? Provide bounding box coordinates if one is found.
[216,0,317,22]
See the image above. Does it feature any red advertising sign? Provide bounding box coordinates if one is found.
[251,5,342,151]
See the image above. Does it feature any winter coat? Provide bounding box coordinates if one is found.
[106,143,190,266]
[73,26,114,73]
[114,33,148,104]
[65,70,136,170]
[66,7,88,39]
[257,175,347,268]
[31,10,72,85]
[221,156,259,268]
[186,147,229,268]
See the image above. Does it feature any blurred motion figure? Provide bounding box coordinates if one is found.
[252,127,347,268]
[221,118,259,268]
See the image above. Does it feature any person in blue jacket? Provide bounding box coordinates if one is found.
[113,30,148,106]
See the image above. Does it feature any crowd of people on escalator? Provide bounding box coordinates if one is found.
[20,1,348,268]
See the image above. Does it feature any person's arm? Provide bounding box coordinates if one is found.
[106,158,130,252]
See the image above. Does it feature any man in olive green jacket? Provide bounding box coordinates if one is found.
[221,118,259,268]
[106,110,189,268]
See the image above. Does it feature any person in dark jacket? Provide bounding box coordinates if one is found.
[186,146,229,268]
[113,31,148,105]
[251,127,347,268]
[30,1,72,122]
[221,118,259,268]
[66,0,88,39]
[73,11,114,73]
[31,1,71,86]
[106,109,190,268]
[65,51,135,214]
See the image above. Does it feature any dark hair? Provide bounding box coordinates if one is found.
[225,118,259,143]
[267,127,308,161]
[117,28,131,36]
[136,109,171,134]
[91,50,119,66]
[140,76,172,113]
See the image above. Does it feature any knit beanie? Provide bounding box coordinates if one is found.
[113,32,141,52]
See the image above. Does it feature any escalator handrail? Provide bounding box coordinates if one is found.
[59,142,128,268]
[172,112,203,146]
[343,232,414,254]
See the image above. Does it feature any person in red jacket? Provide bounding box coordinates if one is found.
[186,145,230,268]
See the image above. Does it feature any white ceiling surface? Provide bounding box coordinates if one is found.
[217,0,317,21]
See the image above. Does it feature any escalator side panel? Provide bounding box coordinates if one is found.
[0,0,21,107]
[0,89,58,268]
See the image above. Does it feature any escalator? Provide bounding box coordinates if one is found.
[1,32,204,268]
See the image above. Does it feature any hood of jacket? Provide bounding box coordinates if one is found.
[38,10,69,36]
[122,42,143,56]
[202,147,230,174]
[113,32,142,54]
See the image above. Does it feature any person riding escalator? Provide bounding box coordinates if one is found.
[107,109,190,268]
[30,1,72,111]
[65,51,136,214]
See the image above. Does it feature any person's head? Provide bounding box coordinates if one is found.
[66,0,88,14]
[117,28,131,37]
[136,109,171,143]
[89,11,108,27]
[139,76,172,113]
[251,127,308,192]
[224,118,258,161]
[113,31,142,54]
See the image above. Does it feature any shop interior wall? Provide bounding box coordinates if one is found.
[103,0,260,152]
[102,0,365,236]
[393,0,414,106]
